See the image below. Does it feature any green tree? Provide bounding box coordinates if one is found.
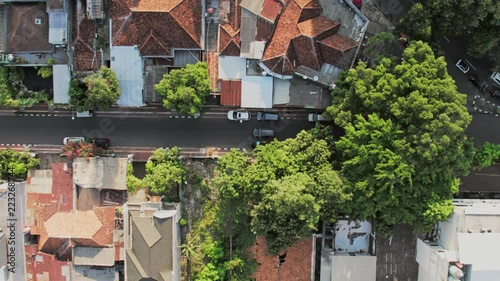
[69,66,120,111]
[327,41,473,232]
[251,174,320,254]
[126,163,143,193]
[144,147,185,195]
[155,62,211,115]
[466,21,499,58]
[399,3,432,42]
[36,58,55,79]
[0,149,40,180]
[472,142,500,170]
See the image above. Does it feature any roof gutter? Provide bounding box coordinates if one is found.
[344,0,369,70]
[258,62,293,80]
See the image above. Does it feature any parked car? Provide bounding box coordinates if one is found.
[308,113,331,122]
[253,128,274,138]
[63,137,85,145]
[250,138,272,148]
[227,110,251,122]
[466,192,484,199]
[88,138,110,149]
[257,112,279,121]
[491,72,500,87]
[455,59,470,74]
[468,74,488,92]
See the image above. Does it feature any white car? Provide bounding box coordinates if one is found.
[455,59,470,74]
[63,137,85,145]
[491,72,500,87]
[227,110,251,122]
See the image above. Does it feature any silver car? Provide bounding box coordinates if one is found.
[227,110,251,122]
[455,59,470,74]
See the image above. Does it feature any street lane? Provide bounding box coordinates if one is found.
[0,116,314,149]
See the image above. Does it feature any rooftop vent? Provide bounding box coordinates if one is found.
[35,18,42,25]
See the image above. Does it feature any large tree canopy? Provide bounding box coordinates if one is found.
[0,149,40,180]
[327,41,473,231]
[213,131,349,254]
[155,62,211,116]
[144,147,185,195]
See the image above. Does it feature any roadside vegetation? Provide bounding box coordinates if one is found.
[472,142,500,170]
[69,66,120,112]
[326,41,473,232]
[399,0,500,69]
[155,62,211,116]
[0,149,40,180]
[0,66,52,108]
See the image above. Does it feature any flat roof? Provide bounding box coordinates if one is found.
[331,255,376,281]
[111,46,144,106]
[53,65,71,104]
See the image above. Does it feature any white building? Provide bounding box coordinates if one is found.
[416,199,500,281]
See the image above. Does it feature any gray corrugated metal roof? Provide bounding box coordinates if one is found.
[240,0,265,15]
[111,46,145,106]
[53,65,71,104]
[240,9,257,54]
[73,247,115,266]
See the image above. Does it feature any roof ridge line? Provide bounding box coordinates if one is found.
[169,8,202,48]
[112,12,133,44]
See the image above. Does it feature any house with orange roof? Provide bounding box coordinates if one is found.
[108,0,205,106]
[23,162,126,281]
[216,0,368,109]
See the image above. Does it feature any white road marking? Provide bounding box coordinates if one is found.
[465,59,477,70]
[474,173,500,177]
[443,36,450,42]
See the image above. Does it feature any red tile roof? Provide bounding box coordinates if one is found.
[262,0,355,75]
[72,0,102,71]
[297,16,340,38]
[250,237,312,281]
[207,52,219,91]
[319,34,358,52]
[25,245,72,281]
[219,24,241,56]
[260,0,282,23]
[220,80,242,106]
[110,0,202,56]
[6,3,53,52]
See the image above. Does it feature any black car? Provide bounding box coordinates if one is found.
[88,138,110,149]
[490,192,500,199]
[469,74,489,92]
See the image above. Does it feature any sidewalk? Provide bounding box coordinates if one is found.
[0,104,318,118]
[0,145,247,161]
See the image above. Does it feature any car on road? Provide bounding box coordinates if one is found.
[250,138,272,148]
[88,138,110,149]
[227,110,251,122]
[491,72,500,87]
[253,128,274,138]
[257,112,279,121]
[468,74,488,92]
[455,59,470,74]
[490,192,500,199]
[308,113,331,122]
[465,192,484,199]
[63,137,85,145]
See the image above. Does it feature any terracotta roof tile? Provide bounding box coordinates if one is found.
[262,0,354,75]
[207,52,219,91]
[251,237,312,281]
[219,24,240,56]
[220,80,241,106]
[25,247,72,281]
[260,0,282,23]
[92,206,116,246]
[132,0,183,11]
[72,0,102,71]
[111,0,201,56]
[297,16,339,38]
[319,34,358,52]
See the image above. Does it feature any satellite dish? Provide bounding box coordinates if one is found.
[262,71,267,76]
[7,54,14,61]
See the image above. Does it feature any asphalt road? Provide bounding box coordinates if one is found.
[0,116,314,149]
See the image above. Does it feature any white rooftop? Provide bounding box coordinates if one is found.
[111,46,144,107]
[334,220,371,253]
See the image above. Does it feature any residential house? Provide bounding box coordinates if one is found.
[123,201,181,281]
[319,220,376,281]
[108,0,205,106]
[24,161,125,281]
[216,0,368,109]
[416,199,500,281]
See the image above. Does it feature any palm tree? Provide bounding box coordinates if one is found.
[179,234,199,281]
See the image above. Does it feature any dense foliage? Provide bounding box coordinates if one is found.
[126,163,143,194]
[0,149,40,180]
[400,0,500,60]
[326,41,473,232]
[69,66,120,111]
[144,147,185,195]
[155,62,211,115]
[472,142,500,170]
